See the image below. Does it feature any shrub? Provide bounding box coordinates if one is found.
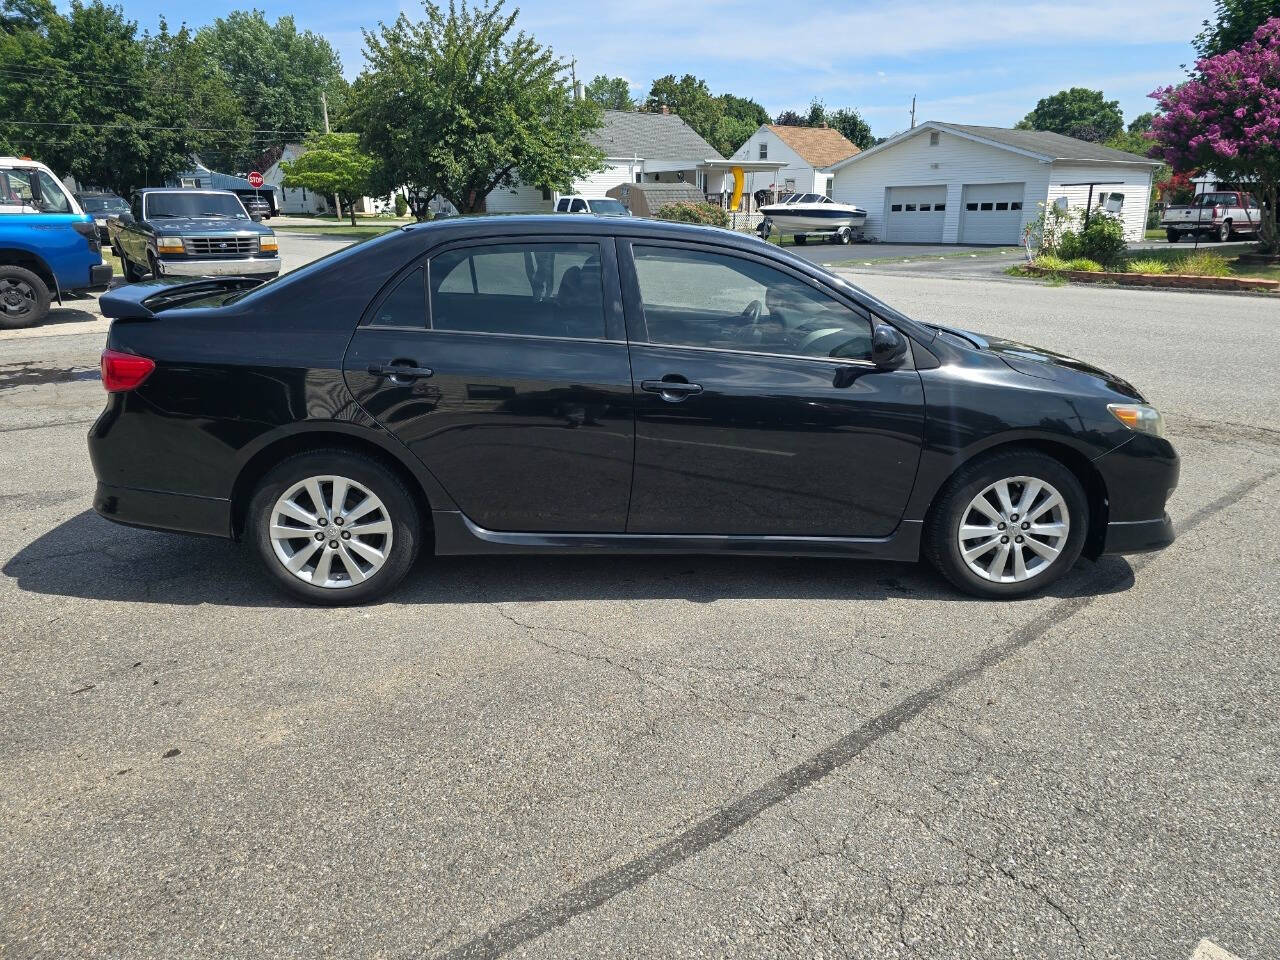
[1176,251,1233,277]
[655,202,730,228]
[1031,254,1070,271]
[1074,213,1128,268]
[1125,258,1170,275]
[1065,258,1104,272]
[394,195,408,218]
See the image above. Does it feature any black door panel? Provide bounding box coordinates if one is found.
[345,329,634,532]
[626,345,924,536]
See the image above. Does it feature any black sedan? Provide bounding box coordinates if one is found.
[89,216,1178,604]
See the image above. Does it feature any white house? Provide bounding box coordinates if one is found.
[828,121,1160,245]
[729,124,860,199]
[484,109,782,213]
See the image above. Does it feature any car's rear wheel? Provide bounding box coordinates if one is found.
[925,449,1088,598]
[794,233,807,245]
[1165,228,1180,243]
[0,265,51,329]
[1218,220,1233,242]
[248,450,421,605]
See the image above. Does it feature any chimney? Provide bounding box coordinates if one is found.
[661,104,669,115]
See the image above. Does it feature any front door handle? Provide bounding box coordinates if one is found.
[369,361,434,381]
[641,378,703,402]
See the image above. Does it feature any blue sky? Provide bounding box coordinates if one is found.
[116,0,1212,137]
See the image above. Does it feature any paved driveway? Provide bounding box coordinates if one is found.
[1,250,1277,960]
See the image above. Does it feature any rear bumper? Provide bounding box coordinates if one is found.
[89,263,113,288]
[156,257,280,278]
[93,482,231,539]
[1101,513,1175,555]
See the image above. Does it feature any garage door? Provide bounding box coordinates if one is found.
[959,183,1026,244]
[884,186,947,243]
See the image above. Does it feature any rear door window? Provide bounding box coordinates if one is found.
[371,267,427,328]
[429,242,606,339]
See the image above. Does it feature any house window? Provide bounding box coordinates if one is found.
[1010,201,1021,210]
[966,202,978,211]
[995,201,1009,211]
[935,202,946,212]
[541,187,552,201]
[980,202,994,211]
[759,142,768,160]
[919,203,931,212]
[905,203,916,211]
[635,172,642,183]
[890,204,903,212]
[929,131,939,146]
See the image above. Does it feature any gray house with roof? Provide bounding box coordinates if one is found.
[484,108,781,214]
[828,120,1161,244]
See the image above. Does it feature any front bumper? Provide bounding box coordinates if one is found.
[94,482,231,538]
[155,257,280,278]
[1101,513,1175,555]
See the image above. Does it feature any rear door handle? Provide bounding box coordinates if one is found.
[641,379,703,401]
[369,362,434,380]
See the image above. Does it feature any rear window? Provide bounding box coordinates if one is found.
[429,242,605,339]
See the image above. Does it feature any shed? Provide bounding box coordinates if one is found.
[606,181,705,217]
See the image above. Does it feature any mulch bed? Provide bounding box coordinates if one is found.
[1021,265,1278,292]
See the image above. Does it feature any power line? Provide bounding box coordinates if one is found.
[0,118,316,134]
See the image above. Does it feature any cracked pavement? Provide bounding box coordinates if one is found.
[1,269,1277,959]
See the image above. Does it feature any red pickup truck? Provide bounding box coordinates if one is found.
[1161,190,1262,243]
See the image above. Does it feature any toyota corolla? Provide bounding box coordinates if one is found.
[89,216,1178,604]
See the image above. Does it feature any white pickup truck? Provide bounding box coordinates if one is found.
[1162,190,1262,243]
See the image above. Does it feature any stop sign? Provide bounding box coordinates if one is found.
[247,171,264,188]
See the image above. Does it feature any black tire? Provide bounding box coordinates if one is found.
[1165,228,1180,243]
[0,264,52,330]
[147,253,159,279]
[122,255,144,283]
[794,233,807,245]
[248,449,422,605]
[1218,220,1233,243]
[924,448,1088,599]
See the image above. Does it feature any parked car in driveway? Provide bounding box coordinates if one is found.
[1161,190,1261,242]
[239,194,271,221]
[1,157,111,329]
[555,195,631,215]
[89,216,1177,604]
[74,192,129,242]
[108,188,279,282]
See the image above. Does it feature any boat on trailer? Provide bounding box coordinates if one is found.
[758,193,868,244]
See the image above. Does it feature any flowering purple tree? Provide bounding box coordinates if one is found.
[1151,18,1280,252]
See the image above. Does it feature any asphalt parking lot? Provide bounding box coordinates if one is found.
[2,239,1278,959]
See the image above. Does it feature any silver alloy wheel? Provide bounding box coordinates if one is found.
[957,475,1070,583]
[269,475,393,589]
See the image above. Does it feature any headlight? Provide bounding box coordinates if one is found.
[258,235,278,253]
[154,236,184,254]
[1108,403,1165,437]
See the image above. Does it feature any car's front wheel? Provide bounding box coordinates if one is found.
[0,265,51,329]
[248,450,421,605]
[925,450,1088,598]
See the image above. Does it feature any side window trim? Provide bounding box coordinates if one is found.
[616,237,883,367]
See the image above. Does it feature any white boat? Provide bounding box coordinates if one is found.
[758,193,867,244]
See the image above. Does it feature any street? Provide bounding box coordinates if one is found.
[2,241,1278,959]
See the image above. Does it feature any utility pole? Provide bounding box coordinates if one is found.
[320,90,341,222]
[910,95,916,129]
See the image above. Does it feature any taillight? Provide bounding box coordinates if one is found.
[72,219,101,252]
[1212,204,1222,220]
[100,349,155,392]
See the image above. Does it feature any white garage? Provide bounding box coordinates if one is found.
[884,186,947,243]
[959,182,1027,244]
[827,122,1159,245]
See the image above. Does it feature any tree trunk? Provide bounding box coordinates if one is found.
[1259,181,1278,254]
[348,197,357,228]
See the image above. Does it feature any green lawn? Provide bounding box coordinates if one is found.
[273,223,402,240]
[1144,227,1166,240]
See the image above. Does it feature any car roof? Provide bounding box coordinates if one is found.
[403,213,766,250]
[136,187,239,195]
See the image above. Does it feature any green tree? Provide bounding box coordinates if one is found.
[645,74,723,146]
[348,0,604,216]
[827,107,875,151]
[196,11,347,162]
[281,133,375,226]
[0,1,247,193]
[584,75,633,110]
[1128,111,1155,133]
[1015,88,1123,141]
[1194,0,1280,56]
[705,94,768,156]
[774,109,805,126]
[805,98,826,127]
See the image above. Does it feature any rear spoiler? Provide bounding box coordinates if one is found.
[99,276,266,319]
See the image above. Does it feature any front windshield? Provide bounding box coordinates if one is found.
[80,195,128,214]
[798,193,821,203]
[145,192,248,220]
[588,199,628,216]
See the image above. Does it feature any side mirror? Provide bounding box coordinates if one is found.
[871,324,909,370]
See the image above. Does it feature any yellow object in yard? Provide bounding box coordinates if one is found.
[729,166,744,211]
